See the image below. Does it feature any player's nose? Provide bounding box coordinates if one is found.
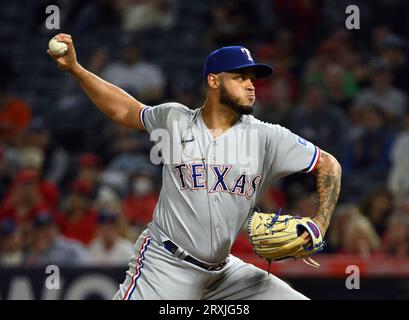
[246,81,255,92]
[246,84,256,92]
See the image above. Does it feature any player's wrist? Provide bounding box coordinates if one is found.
[68,62,83,77]
[312,216,328,236]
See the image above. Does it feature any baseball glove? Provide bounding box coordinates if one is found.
[247,209,325,268]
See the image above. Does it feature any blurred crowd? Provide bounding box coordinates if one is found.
[1,0,409,268]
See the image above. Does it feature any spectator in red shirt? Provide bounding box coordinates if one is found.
[76,152,102,191]
[122,171,158,229]
[0,170,51,226]
[0,59,32,146]
[18,146,60,210]
[59,180,97,245]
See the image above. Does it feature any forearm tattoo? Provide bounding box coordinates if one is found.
[315,151,342,234]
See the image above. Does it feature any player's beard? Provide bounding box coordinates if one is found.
[219,82,254,115]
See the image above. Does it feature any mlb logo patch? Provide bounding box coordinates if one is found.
[297,136,308,147]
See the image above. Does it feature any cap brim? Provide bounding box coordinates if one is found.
[227,63,273,79]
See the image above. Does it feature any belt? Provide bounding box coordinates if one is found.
[163,240,227,271]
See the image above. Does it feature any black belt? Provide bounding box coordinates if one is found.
[163,240,227,271]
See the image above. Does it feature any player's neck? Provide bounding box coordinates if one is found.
[202,100,239,133]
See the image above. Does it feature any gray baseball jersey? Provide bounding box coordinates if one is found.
[114,102,318,300]
[139,102,320,263]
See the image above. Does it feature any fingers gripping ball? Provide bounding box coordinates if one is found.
[48,37,68,56]
[247,209,325,267]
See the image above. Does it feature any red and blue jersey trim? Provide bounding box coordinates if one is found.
[303,146,320,173]
[138,106,149,129]
[123,237,151,300]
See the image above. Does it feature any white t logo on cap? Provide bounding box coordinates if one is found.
[241,48,254,61]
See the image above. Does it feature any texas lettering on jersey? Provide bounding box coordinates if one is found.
[173,162,262,199]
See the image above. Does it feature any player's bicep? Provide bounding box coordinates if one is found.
[111,100,146,130]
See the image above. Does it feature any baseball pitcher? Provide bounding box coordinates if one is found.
[48,34,341,300]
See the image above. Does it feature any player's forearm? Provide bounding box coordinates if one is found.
[69,64,143,128]
[313,150,342,235]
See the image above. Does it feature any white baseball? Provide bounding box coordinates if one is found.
[48,38,68,56]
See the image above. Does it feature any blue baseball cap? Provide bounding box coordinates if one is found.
[203,46,273,79]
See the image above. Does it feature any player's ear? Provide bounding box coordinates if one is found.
[207,73,220,89]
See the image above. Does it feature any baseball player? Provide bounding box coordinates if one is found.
[48,34,341,300]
